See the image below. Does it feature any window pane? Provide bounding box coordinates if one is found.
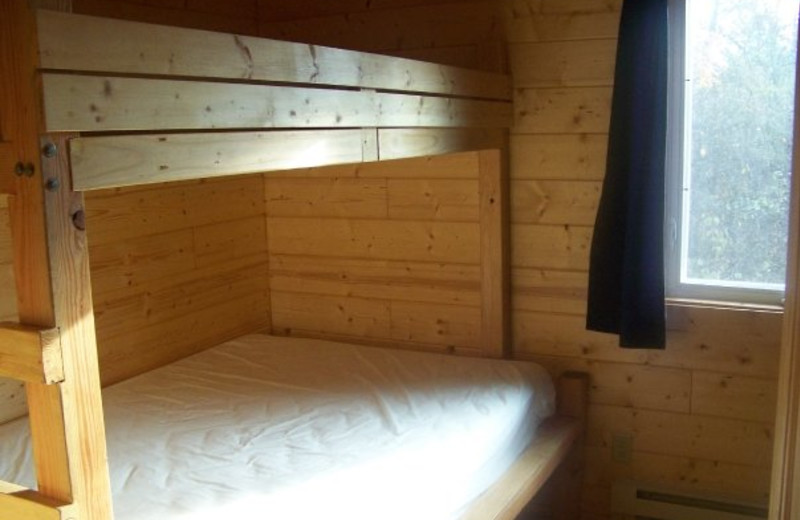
[684,0,797,288]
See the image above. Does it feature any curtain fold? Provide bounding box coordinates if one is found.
[586,0,669,349]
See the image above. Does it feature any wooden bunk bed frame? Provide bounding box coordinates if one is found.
[0,2,589,519]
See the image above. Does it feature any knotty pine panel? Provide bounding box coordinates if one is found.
[510,39,616,88]
[511,224,592,269]
[510,180,600,225]
[510,134,608,181]
[514,87,612,134]
[269,254,481,307]
[511,267,588,316]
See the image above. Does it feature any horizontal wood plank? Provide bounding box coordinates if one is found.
[71,131,367,190]
[42,74,511,132]
[511,267,588,315]
[85,175,265,245]
[510,180,600,225]
[38,9,511,99]
[378,128,506,160]
[514,87,612,134]
[265,178,388,219]
[505,11,620,43]
[510,133,608,181]
[509,40,616,87]
[268,217,481,263]
[0,323,62,384]
[691,372,778,423]
[511,223,592,269]
[586,404,774,468]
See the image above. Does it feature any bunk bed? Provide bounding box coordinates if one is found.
[0,2,589,519]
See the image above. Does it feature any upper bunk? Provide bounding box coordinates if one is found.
[23,9,512,192]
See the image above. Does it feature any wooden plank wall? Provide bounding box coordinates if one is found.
[265,153,485,355]
[84,175,271,386]
[504,1,781,518]
[0,1,782,518]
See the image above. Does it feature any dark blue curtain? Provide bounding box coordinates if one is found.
[586,0,669,349]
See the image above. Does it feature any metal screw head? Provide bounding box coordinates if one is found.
[43,142,57,158]
[45,178,60,192]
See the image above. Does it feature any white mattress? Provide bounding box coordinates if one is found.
[0,334,555,520]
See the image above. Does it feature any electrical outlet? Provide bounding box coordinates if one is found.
[611,432,634,464]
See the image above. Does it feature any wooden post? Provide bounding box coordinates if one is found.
[2,1,114,519]
[479,147,510,358]
[769,16,800,518]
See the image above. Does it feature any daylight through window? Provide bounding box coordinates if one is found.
[666,0,799,304]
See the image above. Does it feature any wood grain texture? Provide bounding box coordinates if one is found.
[39,9,511,99]
[0,323,62,384]
[378,128,506,160]
[70,131,368,190]
[509,39,616,87]
[42,74,511,133]
[0,489,71,520]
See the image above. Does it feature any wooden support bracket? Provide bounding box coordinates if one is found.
[0,322,63,384]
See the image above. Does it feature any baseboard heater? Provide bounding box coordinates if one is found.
[612,480,768,520]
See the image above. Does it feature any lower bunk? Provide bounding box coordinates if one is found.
[0,334,586,520]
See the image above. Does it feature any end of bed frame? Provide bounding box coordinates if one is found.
[461,371,590,520]
[0,322,63,384]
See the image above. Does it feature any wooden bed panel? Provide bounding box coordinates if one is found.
[42,74,510,133]
[38,9,510,99]
[265,151,505,357]
[84,176,271,386]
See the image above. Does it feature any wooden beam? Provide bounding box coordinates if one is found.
[69,130,368,190]
[0,322,62,384]
[769,23,800,520]
[0,489,72,520]
[378,128,506,161]
[478,149,508,359]
[40,74,512,133]
[37,9,511,100]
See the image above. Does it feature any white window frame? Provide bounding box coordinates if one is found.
[665,0,788,306]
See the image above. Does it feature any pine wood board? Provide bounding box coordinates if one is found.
[42,74,511,133]
[192,215,268,268]
[257,1,501,55]
[265,177,389,219]
[504,11,620,43]
[378,128,506,160]
[0,378,25,425]
[514,86,612,134]
[586,404,774,468]
[511,267,588,316]
[510,133,608,181]
[39,9,510,99]
[583,447,771,506]
[691,372,778,423]
[520,354,692,414]
[509,39,616,88]
[73,0,259,35]
[388,179,480,221]
[71,131,368,190]
[0,323,62,384]
[268,217,481,264]
[511,223,592,269]
[268,254,481,307]
[0,143,14,195]
[85,175,265,245]
[98,292,270,385]
[513,308,781,377]
[510,179,600,225]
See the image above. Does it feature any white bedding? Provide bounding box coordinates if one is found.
[0,334,555,520]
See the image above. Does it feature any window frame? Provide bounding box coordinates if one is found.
[665,0,789,307]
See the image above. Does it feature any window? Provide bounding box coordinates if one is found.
[666,0,798,305]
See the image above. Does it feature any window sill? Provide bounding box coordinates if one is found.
[666,297,784,314]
